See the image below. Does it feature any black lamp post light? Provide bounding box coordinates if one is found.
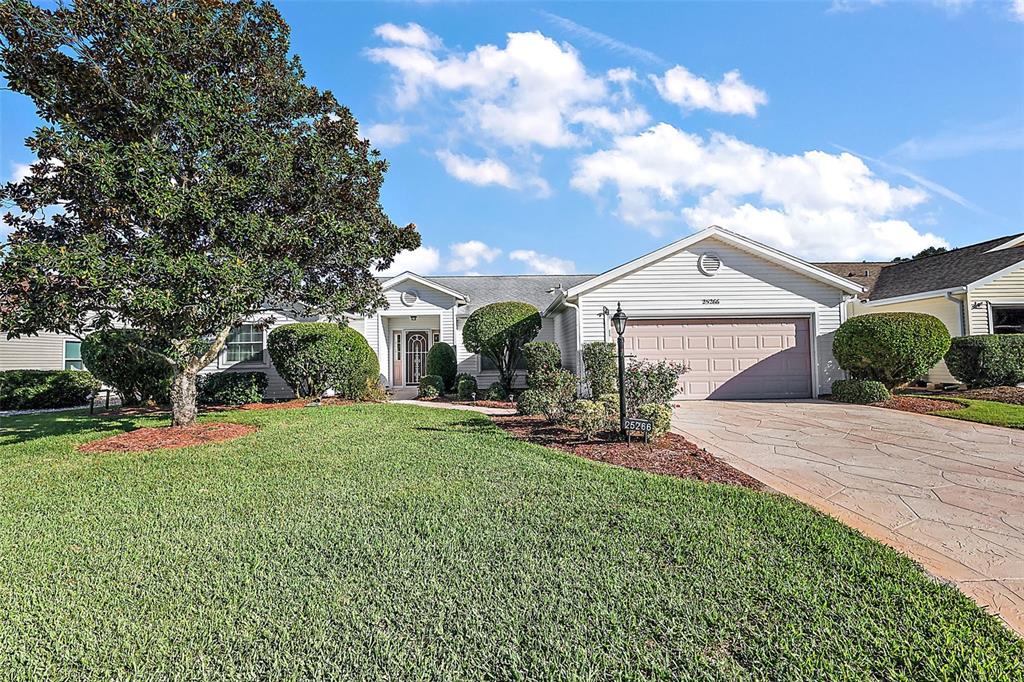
[611,302,628,439]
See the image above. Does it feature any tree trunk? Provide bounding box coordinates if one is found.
[170,367,199,427]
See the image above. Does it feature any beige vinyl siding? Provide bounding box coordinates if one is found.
[967,264,1024,335]
[850,295,961,384]
[576,237,848,395]
[0,332,78,371]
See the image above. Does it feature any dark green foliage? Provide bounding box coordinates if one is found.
[582,342,617,398]
[2,405,1021,678]
[418,374,444,399]
[0,369,98,410]
[523,341,561,387]
[268,323,377,400]
[81,329,173,406]
[830,379,892,405]
[462,302,542,390]
[833,313,951,389]
[0,0,418,425]
[425,342,457,390]
[515,389,545,416]
[454,373,475,390]
[945,335,1024,388]
[635,403,673,438]
[197,372,267,406]
[484,382,509,401]
[624,359,685,411]
[457,376,478,401]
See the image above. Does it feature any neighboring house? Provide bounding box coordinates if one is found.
[817,233,1024,385]
[5,227,1020,399]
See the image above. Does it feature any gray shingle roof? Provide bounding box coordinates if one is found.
[379,274,594,315]
[866,234,1023,300]
[813,262,891,294]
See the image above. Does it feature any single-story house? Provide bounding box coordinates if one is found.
[3,226,1021,400]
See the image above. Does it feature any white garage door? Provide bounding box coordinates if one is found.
[623,318,813,400]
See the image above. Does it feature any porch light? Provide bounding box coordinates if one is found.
[611,303,628,336]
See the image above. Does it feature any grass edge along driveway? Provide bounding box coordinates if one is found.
[927,396,1024,429]
[1,404,1021,680]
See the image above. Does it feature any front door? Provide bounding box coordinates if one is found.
[405,331,429,385]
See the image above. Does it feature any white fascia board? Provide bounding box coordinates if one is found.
[986,235,1024,253]
[380,271,468,302]
[564,225,864,298]
[861,287,966,307]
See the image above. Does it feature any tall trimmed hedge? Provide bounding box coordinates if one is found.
[425,342,457,390]
[523,341,561,388]
[81,329,173,405]
[268,323,377,400]
[582,341,616,398]
[0,370,99,410]
[833,313,950,389]
[462,301,542,390]
[945,334,1024,388]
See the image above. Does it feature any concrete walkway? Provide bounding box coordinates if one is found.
[672,399,1024,636]
[392,399,515,416]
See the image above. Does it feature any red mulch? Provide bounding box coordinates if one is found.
[873,396,964,414]
[492,415,764,490]
[78,422,258,453]
[418,396,517,410]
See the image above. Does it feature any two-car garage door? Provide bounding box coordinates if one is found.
[623,318,813,400]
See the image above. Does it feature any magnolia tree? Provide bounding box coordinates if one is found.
[461,301,542,390]
[0,0,418,425]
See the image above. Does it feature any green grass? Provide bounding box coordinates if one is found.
[927,397,1024,429]
[0,405,1021,680]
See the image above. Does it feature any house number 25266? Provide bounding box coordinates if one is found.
[702,298,720,305]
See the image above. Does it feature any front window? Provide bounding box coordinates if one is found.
[480,353,527,372]
[64,340,83,370]
[225,324,264,364]
[992,307,1024,334]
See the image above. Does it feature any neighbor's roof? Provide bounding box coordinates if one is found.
[379,274,593,315]
[813,262,891,295]
[866,233,1024,301]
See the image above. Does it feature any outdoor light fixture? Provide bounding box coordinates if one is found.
[612,302,628,438]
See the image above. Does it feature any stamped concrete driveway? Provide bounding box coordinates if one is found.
[672,400,1024,636]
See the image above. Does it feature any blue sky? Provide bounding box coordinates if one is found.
[2,1,1022,276]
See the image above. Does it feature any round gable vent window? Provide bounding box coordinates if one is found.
[697,253,722,277]
[400,290,419,306]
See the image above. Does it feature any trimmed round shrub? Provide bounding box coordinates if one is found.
[516,389,545,416]
[457,375,478,400]
[635,402,672,439]
[81,329,173,405]
[462,301,542,389]
[197,371,267,406]
[945,334,1024,388]
[582,341,616,398]
[268,323,377,399]
[573,399,608,440]
[425,342,457,390]
[831,379,891,405]
[833,313,950,389]
[484,382,509,401]
[523,341,561,385]
[418,374,444,399]
[0,370,99,410]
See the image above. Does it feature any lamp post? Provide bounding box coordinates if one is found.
[611,302,628,439]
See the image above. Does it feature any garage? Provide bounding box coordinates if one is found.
[623,318,813,400]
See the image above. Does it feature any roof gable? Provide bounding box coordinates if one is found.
[380,272,468,302]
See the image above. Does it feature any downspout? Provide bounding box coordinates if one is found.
[945,287,967,337]
[562,297,585,385]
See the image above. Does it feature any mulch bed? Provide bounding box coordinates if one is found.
[418,396,516,410]
[900,385,1024,405]
[78,422,258,453]
[873,396,964,414]
[492,415,764,490]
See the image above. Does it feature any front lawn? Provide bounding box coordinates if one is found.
[928,397,1024,429]
[0,405,1020,679]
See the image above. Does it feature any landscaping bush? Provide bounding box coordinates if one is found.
[516,389,545,416]
[582,341,616,398]
[833,313,951,389]
[418,374,445,399]
[363,377,389,403]
[598,392,620,422]
[635,403,673,439]
[573,400,608,440]
[457,376,478,400]
[831,379,891,405]
[0,369,99,410]
[268,323,377,399]
[624,359,685,411]
[484,382,509,401]
[197,371,267,406]
[81,329,173,405]
[462,301,542,390]
[523,341,561,387]
[945,334,1024,388]
[521,368,577,422]
[425,342,457,390]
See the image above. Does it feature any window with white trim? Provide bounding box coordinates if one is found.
[225,324,264,365]
[64,340,83,370]
[992,307,1024,334]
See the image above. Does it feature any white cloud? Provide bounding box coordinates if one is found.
[651,66,767,117]
[570,106,650,134]
[536,11,668,67]
[374,22,440,50]
[436,150,550,196]
[1013,0,1024,21]
[889,118,1024,160]
[364,122,411,147]
[378,245,441,276]
[571,123,943,259]
[448,240,501,272]
[8,162,32,184]
[509,249,576,274]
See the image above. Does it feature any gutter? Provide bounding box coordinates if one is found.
[945,288,968,336]
[561,297,585,381]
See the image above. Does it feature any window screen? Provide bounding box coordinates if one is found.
[226,324,264,364]
[64,340,83,370]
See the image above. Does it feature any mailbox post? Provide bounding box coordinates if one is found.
[611,302,629,439]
